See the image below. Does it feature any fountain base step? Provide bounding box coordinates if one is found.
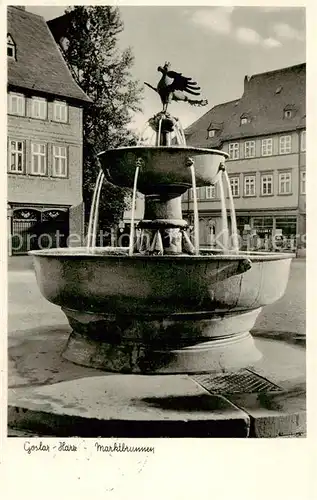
[8,326,306,438]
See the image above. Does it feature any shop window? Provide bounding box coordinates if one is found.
[275,217,297,238]
[253,217,273,234]
[236,216,251,234]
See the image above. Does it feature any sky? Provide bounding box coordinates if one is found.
[25,5,306,133]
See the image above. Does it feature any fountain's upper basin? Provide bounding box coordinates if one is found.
[98,146,229,194]
[30,247,293,316]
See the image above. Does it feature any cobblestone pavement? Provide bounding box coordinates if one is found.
[252,258,306,336]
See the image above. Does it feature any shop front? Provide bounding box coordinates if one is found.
[191,212,299,252]
[240,213,298,252]
[9,204,69,255]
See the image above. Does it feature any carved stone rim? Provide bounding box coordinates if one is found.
[98,145,230,159]
[29,247,294,262]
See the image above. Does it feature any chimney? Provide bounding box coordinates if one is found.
[244,75,250,91]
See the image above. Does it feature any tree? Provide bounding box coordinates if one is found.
[61,6,143,233]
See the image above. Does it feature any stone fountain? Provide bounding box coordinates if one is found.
[9,64,305,438]
[29,67,293,377]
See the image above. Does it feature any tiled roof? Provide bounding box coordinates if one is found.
[186,63,306,147]
[185,100,240,148]
[7,7,91,103]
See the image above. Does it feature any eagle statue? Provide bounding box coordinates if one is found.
[144,62,208,112]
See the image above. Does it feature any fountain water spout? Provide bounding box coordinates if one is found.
[87,169,104,249]
[216,162,240,254]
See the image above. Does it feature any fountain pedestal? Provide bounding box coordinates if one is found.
[137,186,192,254]
[62,308,263,374]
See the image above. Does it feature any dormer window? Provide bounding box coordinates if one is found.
[240,114,251,125]
[7,34,16,59]
[283,105,296,119]
[207,122,222,138]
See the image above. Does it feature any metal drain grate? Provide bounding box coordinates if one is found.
[193,370,282,394]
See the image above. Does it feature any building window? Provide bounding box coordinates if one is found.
[205,185,216,199]
[8,92,25,116]
[31,143,47,175]
[279,135,292,154]
[7,34,16,59]
[261,174,273,196]
[52,146,68,177]
[8,140,24,173]
[31,97,47,120]
[54,101,68,123]
[240,114,250,125]
[278,172,292,194]
[261,138,273,156]
[244,141,255,158]
[228,142,239,160]
[301,130,306,152]
[229,177,240,197]
[284,110,292,119]
[244,175,256,196]
[300,171,306,195]
[189,187,201,200]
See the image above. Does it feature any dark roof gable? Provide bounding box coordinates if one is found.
[186,63,305,146]
[7,7,91,104]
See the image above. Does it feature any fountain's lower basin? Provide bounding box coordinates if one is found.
[30,247,293,374]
